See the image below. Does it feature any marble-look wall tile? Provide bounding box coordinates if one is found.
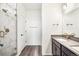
[0,3,17,56]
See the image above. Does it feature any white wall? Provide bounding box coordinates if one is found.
[42,3,62,55]
[63,5,79,37]
[24,4,42,45]
[17,4,27,55]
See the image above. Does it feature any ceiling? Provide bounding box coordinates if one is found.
[22,3,41,10]
[7,3,16,10]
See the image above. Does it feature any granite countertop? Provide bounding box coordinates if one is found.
[51,35,79,55]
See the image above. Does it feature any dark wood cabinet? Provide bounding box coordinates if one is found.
[52,38,77,56]
[62,46,77,56]
[53,44,61,56]
[52,39,61,56]
[62,51,68,56]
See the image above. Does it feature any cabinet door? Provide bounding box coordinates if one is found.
[53,43,56,56]
[62,51,68,56]
[55,45,61,56]
[53,43,61,56]
[62,46,77,56]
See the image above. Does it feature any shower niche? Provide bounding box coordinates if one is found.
[0,3,17,56]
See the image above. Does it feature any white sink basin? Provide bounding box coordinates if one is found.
[57,38,68,41]
[58,38,79,47]
[72,47,79,52]
[70,45,79,47]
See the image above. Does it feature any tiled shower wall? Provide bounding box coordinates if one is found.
[0,3,17,56]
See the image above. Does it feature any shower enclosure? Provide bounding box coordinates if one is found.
[0,3,42,56]
[0,3,17,56]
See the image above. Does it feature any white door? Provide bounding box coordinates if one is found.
[26,10,42,45]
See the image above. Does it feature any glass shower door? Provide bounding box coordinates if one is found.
[0,3,17,56]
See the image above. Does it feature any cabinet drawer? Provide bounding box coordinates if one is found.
[53,39,61,48]
[62,46,77,56]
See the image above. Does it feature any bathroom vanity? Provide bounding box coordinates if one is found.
[51,35,79,56]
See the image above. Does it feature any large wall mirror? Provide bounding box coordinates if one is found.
[62,3,79,38]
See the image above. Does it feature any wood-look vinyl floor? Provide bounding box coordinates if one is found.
[20,45,42,56]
